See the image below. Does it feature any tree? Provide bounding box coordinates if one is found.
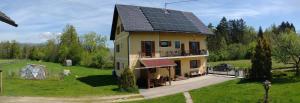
[228,19,246,44]
[273,31,300,76]
[28,46,44,60]
[278,21,296,33]
[119,68,138,92]
[80,32,110,68]
[21,45,31,59]
[243,26,256,44]
[10,40,21,59]
[250,27,272,80]
[44,39,59,62]
[81,32,107,53]
[58,25,83,65]
[215,17,230,44]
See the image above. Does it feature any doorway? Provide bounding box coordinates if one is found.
[181,43,186,56]
[174,60,181,76]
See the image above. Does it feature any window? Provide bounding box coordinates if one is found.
[141,41,155,57]
[116,26,120,35]
[160,41,171,47]
[122,63,125,69]
[116,62,120,70]
[190,60,200,68]
[189,42,200,55]
[116,44,120,52]
[121,25,124,32]
[174,41,181,49]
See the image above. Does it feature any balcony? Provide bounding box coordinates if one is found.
[139,50,209,59]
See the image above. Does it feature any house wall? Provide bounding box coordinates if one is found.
[129,32,208,79]
[114,16,129,77]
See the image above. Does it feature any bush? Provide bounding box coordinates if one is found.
[119,68,138,92]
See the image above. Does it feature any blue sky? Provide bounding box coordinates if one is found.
[0,0,299,47]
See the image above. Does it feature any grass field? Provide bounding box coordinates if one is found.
[128,71,300,103]
[0,59,129,97]
[190,74,300,103]
[209,59,293,69]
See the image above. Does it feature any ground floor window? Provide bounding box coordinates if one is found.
[190,60,200,68]
[116,62,120,70]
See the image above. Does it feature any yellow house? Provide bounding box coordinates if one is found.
[110,4,213,88]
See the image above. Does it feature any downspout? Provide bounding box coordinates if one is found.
[158,32,160,57]
[128,33,130,69]
[113,40,116,76]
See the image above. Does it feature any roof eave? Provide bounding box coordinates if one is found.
[0,16,18,27]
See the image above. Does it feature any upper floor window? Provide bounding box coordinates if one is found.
[141,41,155,57]
[160,41,171,47]
[121,25,124,31]
[190,60,200,68]
[116,26,120,35]
[116,44,120,52]
[116,25,124,35]
[174,41,181,49]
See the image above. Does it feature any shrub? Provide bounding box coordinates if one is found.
[119,68,138,92]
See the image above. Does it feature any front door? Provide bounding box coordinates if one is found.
[174,60,181,76]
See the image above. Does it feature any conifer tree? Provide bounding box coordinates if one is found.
[250,27,272,80]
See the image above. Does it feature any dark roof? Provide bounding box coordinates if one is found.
[110,4,213,40]
[0,11,18,27]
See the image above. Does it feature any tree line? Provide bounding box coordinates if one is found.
[0,25,112,69]
[207,17,296,62]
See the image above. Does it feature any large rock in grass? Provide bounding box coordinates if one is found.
[20,64,47,80]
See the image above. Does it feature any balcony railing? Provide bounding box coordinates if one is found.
[139,50,208,58]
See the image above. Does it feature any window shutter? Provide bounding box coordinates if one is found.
[151,41,155,57]
[141,41,145,56]
[189,42,192,51]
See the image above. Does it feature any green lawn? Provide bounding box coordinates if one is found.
[209,59,293,69]
[124,93,185,103]
[190,72,300,103]
[0,59,129,97]
[127,70,300,103]
[190,80,300,103]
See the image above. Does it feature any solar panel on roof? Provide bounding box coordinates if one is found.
[140,7,200,33]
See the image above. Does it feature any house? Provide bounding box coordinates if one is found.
[0,11,18,27]
[110,4,213,88]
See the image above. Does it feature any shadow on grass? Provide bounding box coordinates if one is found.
[77,75,117,87]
